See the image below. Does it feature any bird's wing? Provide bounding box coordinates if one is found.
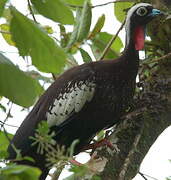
[46,79,96,127]
[8,64,96,158]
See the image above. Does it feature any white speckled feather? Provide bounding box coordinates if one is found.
[46,81,96,127]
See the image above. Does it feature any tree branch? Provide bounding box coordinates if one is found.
[139,172,159,180]
[118,127,143,180]
[0,120,18,128]
[98,20,125,61]
[150,51,171,63]
[67,0,135,9]
[139,172,148,180]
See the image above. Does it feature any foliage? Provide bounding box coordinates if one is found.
[0,0,7,17]
[30,121,79,167]
[0,24,15,46]
[0,53,43,107]
[114,2,134,23]
[91,32,123,60]
[10,7,67,74]
[0,130,13,159]
[30,0,74,24]
[0,165,41,180]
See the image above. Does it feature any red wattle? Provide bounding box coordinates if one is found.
[134,26,145,50]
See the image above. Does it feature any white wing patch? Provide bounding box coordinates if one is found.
[46,81,96,127]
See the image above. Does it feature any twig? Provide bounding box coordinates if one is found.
[0,30,11,34]
[98,20,125,61]
[139,172,148,180]
[2,126,12,143]
[121,107,147,121]
[67,0,134,9]
[50,164,66,180]
[0,102,14,143]
[3,102,13,126]
[52,73,56,80]
[150,52,171,63]
[0,120,18,128]
[139,172,159,180]
[27,0,38,23]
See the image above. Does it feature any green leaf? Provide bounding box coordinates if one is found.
[0,53,43,107]
[77,0,92,42]
[114,2,133,23]
[66,8,82,50]
[89,14,105,39]
[31,0,74,24]
[0,103,6,112]
[90,44,101,60]
[2,8,12,22]
[0,130,13,159]
[59,24,70,48]
[69,165,88,177]
[79,48,92,62]
[91,32,123,60]
[10,7,67,74]
[0,130,13,152]
[66,0,92,51]
[0,24,15,46]
[0,165,41,180]
[63,0,86,6]
[0,0,7,17]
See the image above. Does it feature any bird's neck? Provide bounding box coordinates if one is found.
[123,25,146,63]
[125,24,145,52]
[123,37,139,64]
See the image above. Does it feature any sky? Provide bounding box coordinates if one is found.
[0,0,171,179]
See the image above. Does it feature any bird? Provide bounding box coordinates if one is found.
[7,3,162,180]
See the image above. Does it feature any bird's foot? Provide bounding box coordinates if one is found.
[83,138,115,152]
[69,159,83,166]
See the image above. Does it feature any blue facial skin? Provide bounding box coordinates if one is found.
[152,9,162,16]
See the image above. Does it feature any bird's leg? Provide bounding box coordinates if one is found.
[82,138,115,152]
[82,130,114,151]
[69,159,83,166]
[82,129,120,155]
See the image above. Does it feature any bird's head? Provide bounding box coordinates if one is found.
[125,3,163,50]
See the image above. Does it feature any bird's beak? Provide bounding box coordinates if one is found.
[151,9,164,16]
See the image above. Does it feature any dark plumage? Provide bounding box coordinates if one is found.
[7,3,162,180]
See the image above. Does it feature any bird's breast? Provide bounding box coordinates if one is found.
[93,77,136,114]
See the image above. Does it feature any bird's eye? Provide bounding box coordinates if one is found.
[136,7,148,16]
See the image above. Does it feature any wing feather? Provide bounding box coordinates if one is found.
[46,80,96,127]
